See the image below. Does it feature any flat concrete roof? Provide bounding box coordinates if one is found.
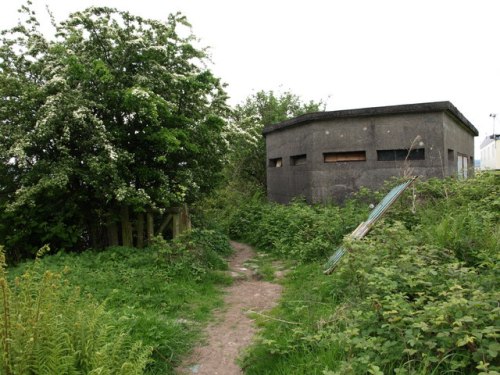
[480,134,500,148]
[262,101,479,136]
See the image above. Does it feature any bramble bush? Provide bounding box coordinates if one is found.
[227,197,368,262]
[235,172,499,374]
[324,222,499,374]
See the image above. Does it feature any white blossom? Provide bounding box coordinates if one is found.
[130,87,150,99]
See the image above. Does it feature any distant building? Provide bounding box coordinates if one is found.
[263,101,478,203]
[480,134,500,170]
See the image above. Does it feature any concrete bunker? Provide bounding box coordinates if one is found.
[263,101,478,203]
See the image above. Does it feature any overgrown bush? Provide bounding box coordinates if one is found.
[324,222,500,374]
[239,172,499,374]
[191,179,265,234]
[153,228,233,278]
[0,246,152,375]
[225,197,368,262]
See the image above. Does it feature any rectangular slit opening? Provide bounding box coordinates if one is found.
[290,154,307,166]
[323,151,366,163]
[269,157,283,168]
[377,148,425,161]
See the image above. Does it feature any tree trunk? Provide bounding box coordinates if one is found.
[146,210,154,244]
[120,206,133,247]
[106,216,119,247]
[136,212,145,248]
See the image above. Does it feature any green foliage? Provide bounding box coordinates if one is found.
[382,173,500,266]
[10,231,232,374]
[225,90,324,189]
[191,178,266,233]
[240,263,345,374]
[223,194,368,262]
[0,4,228,259]
[325,222,499,374]
[426,207,498,265]
[244,252,281,282]
[0,246,151,375]
[153,228,233,279]
[235,173,499,374]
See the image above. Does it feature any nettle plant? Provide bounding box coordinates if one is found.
[228,198,367,261]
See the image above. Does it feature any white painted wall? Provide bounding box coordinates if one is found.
[480,139,500,169]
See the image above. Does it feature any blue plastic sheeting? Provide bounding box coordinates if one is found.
[324,176,417,274]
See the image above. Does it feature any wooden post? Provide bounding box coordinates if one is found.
[170,205,189,238]
[179,204,191,233]
[136,212,145,248]
[146,210,154,244]
[106,216,119,247]
[172,213,180,238]
[120,206,133,247]
[90,221,99,248]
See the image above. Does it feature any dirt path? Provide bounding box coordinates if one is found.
[176,241,283,375]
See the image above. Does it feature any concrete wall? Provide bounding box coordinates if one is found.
[266,124,314,203]
[443,113,475,176]
[311,112,444,202]
[266,111,461,203]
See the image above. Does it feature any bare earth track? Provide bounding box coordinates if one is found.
[176,241,283,375]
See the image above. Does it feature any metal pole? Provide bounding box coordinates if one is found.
[490,113,496,148]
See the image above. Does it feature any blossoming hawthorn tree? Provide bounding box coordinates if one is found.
[0,3,228,259]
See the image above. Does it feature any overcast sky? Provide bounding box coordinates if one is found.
[1,0,499,158]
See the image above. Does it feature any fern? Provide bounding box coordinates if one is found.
[0,246,152,374]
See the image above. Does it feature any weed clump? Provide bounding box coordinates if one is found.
[152,228,233,278]
[225,197,368,262]
[6,229,233,374]
[0,246,151,374]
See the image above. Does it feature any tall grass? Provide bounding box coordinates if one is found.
[7,229,233,374]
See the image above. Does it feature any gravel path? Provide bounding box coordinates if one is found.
[176,241,283,375]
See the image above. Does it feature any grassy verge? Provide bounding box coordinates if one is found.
[10,229,233,374]
[241,262,343,375]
